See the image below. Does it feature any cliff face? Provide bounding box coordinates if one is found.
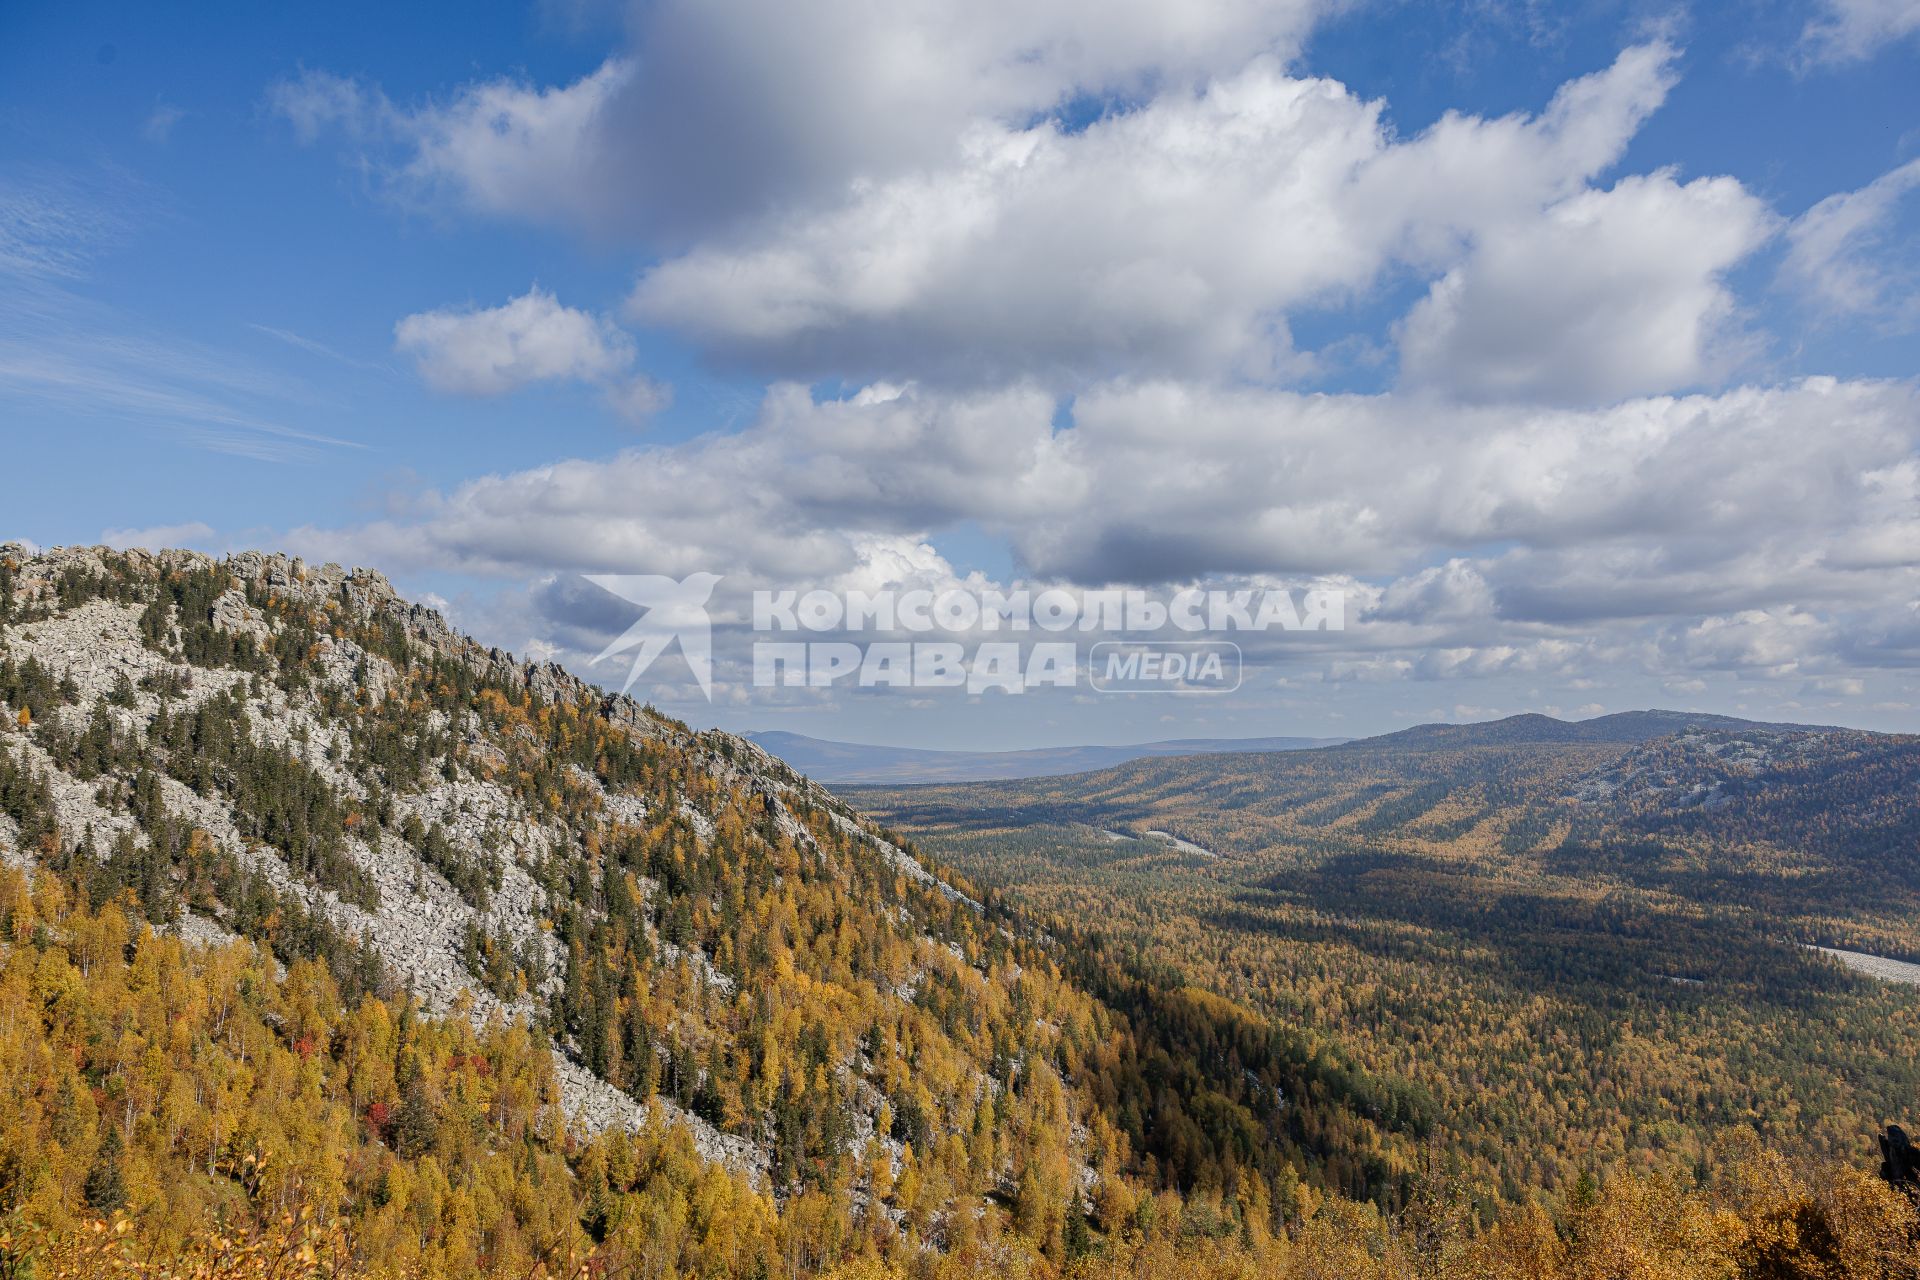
[0,543,1038,1189]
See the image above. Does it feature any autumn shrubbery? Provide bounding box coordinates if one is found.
[1,1209,369,1280]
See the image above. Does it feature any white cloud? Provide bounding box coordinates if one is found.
[1781,158,1920,326]
[628,43,1680,385]
[1657,608,1834,676]
[278,30,1723,399]
[1372,560,1497,624]
[1036,377,1920,588]
[311,0,1338,238]
[1801,0,1920,62]
[1397,172,1776,403]
[101,521,218,551]
[267,69,379,144]
[253,17,1920,708]
[396,289,632,394]
[1347,41,1680,265]
[397,61,635,231]
[289,381,1067,581]
[393,287,667,423]
[284,375,1920,686]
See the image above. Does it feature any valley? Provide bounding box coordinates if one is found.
[851,714,1920,1206]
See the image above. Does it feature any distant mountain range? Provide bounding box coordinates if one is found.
[747,710,1856,785]
[1338,708,1849,751]
[743,729,1348,783]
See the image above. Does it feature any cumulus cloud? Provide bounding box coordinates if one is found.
[396,289,630,393]
[1372,560,1497,624]
[1657,608,1836,677]
[393,288,667,423]
[1396,172,1776,403]
[256,15,1920,710]
[273,0,1335,240]
[1041,378,1920,587]
[287,381,1066,581]
[629,43,1680,385]
[275,27,1727,398]
[397,61,636,231]
[272,388,1920,709]
[1781,158,1920,326]
[283,376,1920,691]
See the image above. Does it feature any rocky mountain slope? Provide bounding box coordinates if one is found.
[0,543,1087,1193]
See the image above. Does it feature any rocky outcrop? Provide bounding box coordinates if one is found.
[0,543,975,1190]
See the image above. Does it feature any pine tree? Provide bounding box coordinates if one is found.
[84,1124,128,1214]
[393,1078,438,1159]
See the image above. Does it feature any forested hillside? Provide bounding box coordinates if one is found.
[0,544,1402,1277]
[2,544,1916,1280]
[6,867,1917,1280]
[855,715,1920,1211]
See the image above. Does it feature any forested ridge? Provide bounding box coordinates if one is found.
[855,717,1920,1222]
[2,543,1918,1279]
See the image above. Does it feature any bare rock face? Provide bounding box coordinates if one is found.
[11,601,197,713]
[549,1058,769,1183]
[210,589,271,643]
[0,812,22,869]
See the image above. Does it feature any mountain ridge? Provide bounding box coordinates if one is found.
[850,704,1920,1219]
[1334,707,1853,752]
[0,543,1022,1176]
[745,728,1346,784]
[756,711,1868,790]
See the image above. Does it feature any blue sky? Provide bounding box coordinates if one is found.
[2,0,1918,747]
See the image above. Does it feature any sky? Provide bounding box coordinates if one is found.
[1,0,1918,748]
